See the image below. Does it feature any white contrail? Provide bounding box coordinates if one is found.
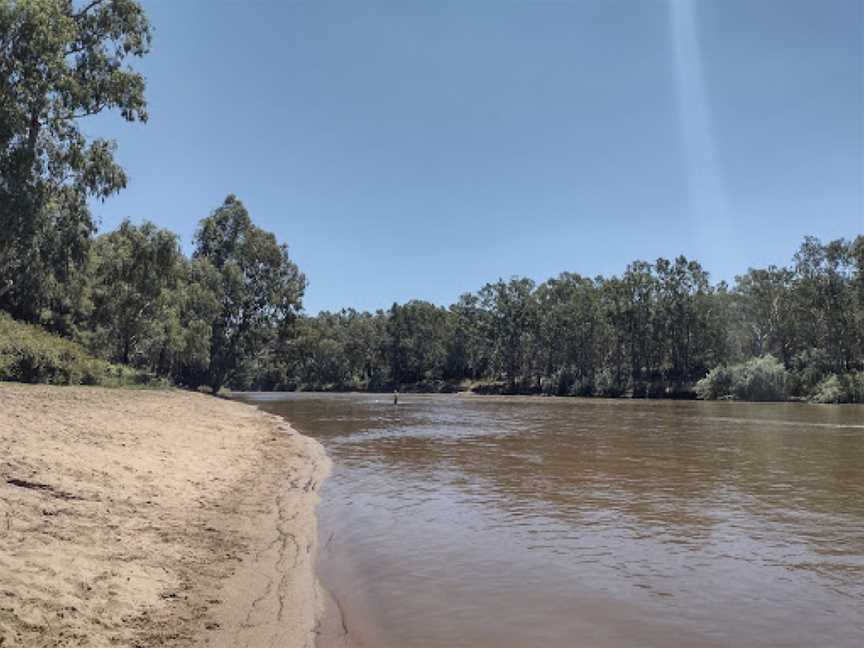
[668,0,730,261]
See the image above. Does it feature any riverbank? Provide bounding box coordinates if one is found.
[0,383,330,648]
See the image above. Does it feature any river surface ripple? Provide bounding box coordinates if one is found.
[237,393,864,648]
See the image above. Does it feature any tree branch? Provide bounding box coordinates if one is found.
[73,0,110,19]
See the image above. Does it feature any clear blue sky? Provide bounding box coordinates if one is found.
[89,0,863,315]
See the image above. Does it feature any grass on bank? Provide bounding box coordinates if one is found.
[0,312,164,387]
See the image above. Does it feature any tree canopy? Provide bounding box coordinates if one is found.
[193,195,306,392]
[0,0,150,323]
[267,237,863,403]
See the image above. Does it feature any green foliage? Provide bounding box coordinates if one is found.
[0,195,302,392]
[0,0,151,322]
[595,367,627,398]
[268,236,860,402]
[478,277,537,391]
[387,300,451,385]
[0,311,152,386]
[193,195,306,392]
[534,273,600,395]
[695,355,787,402]
[83,220,222,383]
[809,372,864,404]
[272,309,390,391]
[695,365,734,400]
[734,356,788,402]
[448,292,492,380]
[809,375,845,404]
[89,220,183,363]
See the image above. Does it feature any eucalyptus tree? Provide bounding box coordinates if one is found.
[172,257,221,385]
[447,292,492,381]
[88,220,183,367]
[479,277,537,391]
[193,195,306,392]
[733,266,797,362]
[341,308,389,387]
[852,235,864,365]
[653,256,713,390]
[792,237,859,373]
[597,276,630,395]
[287,315,353,389]
[533,275,571,389]
[534,273,600,394]
[0,0,151,323]
[621,261,658,394]
[386,300,451,385]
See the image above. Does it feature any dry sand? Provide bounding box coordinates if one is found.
[0,383,330,648]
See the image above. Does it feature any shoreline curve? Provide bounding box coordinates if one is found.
[0,383,331,648]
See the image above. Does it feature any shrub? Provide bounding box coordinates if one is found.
[595,368,626,397]
[734,355,787,401]
[0,312,155,387]
[542,369,577,396]
[695,365,735,400]
[809,372,864,404]
[809,375,844,403]
[848,372,864,403]
[787,348,833,397]
[696,355,787,402]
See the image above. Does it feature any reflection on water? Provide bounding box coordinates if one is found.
[238,393,864,648]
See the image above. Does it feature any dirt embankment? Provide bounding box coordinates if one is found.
[0,384,330,648]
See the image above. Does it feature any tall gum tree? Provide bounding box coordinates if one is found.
[194,195,306,393]
[0,0,150,323]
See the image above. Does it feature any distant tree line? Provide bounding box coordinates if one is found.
[2,1,861,402]
[261,236,863,403]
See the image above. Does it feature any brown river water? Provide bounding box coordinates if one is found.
[237,393,864,648]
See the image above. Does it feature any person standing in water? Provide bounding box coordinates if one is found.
[393,389,398,405]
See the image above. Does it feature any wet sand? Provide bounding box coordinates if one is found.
[0,383,330,648]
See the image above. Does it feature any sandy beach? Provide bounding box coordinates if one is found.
[0,383,330,648]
